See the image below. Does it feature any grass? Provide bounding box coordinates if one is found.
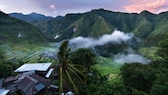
[139,47,159,60]
[92,56,123,84]
[0,42,58,63]
[92,64,120,76]
[1,42,158,85]
[3,42,154,85]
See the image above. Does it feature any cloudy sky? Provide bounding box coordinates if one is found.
[0,0,168,17]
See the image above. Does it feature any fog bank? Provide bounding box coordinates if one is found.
[114,53,151,64]
[69,30,134,49]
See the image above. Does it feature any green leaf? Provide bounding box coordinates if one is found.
[65,69,79,94]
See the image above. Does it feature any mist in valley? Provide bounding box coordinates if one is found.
[46,30,150,64]
[2,29,150,64]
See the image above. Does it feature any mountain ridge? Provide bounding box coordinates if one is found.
[31,9,168,46]
[6,9,168,46]
[0,11,47,44]
[9,12,53,23]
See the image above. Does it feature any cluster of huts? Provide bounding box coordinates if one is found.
[0,62,59,95]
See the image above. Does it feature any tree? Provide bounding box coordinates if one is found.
[157,38,168,58]
[70,48,95,71]
[0,49,12,78]
[150,84,168,95]
[157,35,168,68]
[120,63,156,92]
[0,64,13,78]
[150,73,168,95]
[57,41,86,94]
[0,49,5,63]
[150,35,168,95]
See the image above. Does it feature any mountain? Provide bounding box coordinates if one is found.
[31,9,168,46]
[32,13,81,41]
[9,12,53,23]
[0,11,47,44]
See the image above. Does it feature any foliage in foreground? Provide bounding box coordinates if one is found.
[120,35,168,95]
[57,41,86,94]
[0,34,168,95]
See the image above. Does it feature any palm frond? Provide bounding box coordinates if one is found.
[65,69,79,94]
[67,64,86,82]
[67,66,86,82]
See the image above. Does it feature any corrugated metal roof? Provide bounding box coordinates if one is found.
[0,89,10,95]
[45,68,54,78]
[17,74,50,95]
[14,63,52,72]
[4,76,17,83]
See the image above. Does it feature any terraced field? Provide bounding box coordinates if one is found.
[92,56,123,84]
[139,47,159,60]
[0,42,128,85]
[0,43,58,63]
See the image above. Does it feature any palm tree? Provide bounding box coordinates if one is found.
[57,40,86,94]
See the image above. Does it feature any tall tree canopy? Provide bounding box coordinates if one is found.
[70,48,95,70]
[57,41,86,94]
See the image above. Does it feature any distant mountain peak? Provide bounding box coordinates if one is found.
[140,10,154,15]
[29,12,37,14]
[28,12,48,17]
[9,12,53,23]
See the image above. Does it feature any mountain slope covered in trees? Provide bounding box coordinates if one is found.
[32,9,168,46]
[0,11,47,44]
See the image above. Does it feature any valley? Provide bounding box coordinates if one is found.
[0,9,168,94]
[1,9,160,82]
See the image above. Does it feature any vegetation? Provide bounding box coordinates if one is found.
[139,47,159,59]
[0,11,47,44]
[32,9,168,46]
[120,63,156,93]
[0,49,16,78]
[119,35,168,95]
[57,41,86,94]
[1,35,168,94]
[9,12,53,23]
[1,9,168,95]
[69,48,96,70]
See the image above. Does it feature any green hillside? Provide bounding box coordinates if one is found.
[0,11,49,63]
[32,9,168,46]
[73,11,114,37]
[32,14,82,41]
[0,11,47,44]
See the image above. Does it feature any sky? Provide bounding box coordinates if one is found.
[0,0,168,17]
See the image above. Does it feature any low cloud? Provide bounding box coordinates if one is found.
[114,53,151,64]
[69,30,134,49]
[48,30,150,64]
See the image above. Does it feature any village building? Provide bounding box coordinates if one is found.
[0,89,10,95]
[1,62,59,95]
[14,62,54,78]
[14,63,52,72]
[17,74,50,95]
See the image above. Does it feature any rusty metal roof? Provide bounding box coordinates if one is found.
[17,74,50,95]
